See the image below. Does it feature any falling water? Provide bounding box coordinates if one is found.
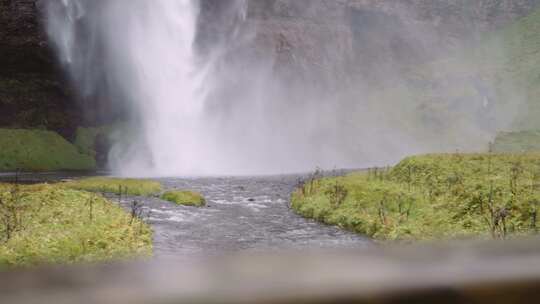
[45,0,220,176]
[44,0,363,176]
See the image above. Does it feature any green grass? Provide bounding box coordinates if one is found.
[74,126,110,157]
[0,129,96,172]
[62,177,163,197]
[292,153,540,241]
[161,190,206,207]
[0,183,152,268]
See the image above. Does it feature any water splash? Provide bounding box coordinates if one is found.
[45,0,217,176]
[45,0,355,176]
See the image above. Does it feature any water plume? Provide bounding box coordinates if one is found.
[46,0,215,176]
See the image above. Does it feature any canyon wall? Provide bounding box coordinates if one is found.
[1,0,539,136]
[198,0,540,86]
[0,0,81,137]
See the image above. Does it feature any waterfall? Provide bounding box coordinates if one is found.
[44,0,353,177]
[45,0,219,176]
[43,0,422,176]
[45,1,505,176]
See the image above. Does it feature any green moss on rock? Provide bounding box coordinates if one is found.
[0,129,96,172]
[161,190,206,207]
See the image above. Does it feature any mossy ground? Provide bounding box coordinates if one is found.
[292,153,540,241]
[161,190,206,207]
[0,129,96,172]
[62,177,163,197]
[0,183,152,268]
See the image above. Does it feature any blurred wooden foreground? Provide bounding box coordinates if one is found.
[1,238,540,304]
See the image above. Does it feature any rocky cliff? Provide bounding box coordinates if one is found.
[0,0,81,137]
[1,0,539,136]
[199,0,540,86]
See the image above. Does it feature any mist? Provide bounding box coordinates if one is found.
[45,0,525,176]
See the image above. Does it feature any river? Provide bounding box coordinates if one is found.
[1,172,370,257]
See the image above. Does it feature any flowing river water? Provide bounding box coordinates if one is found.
[1,173,369,257]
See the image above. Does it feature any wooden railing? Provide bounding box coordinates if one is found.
[2,238,540,303]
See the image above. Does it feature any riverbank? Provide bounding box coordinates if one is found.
[292,153,540,241]
[0,182,152,267]
[0,175,216,267]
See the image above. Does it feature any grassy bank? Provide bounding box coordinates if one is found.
[292,153,540,241]
[0,183,152,267]
[0,129,96,172]
[161,190,206,207]
[62,177,163,197]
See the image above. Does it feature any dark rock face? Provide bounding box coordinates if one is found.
[94,133,111,169]
[0,0,46,73]
[223,0,540,86]
[0,0,80,138]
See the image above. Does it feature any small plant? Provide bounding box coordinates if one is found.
[406,165,414,192]
[509,159,524,200]
[378,197,388,226]
[529,199,538,233]
[397,195,413,223]
[130,200,144,225]
[0,177,30,243]
[325,179,348,207]
[296,178,307,196]
[86,196,95,222]
[117,185,129,203]
[312,167,323,194]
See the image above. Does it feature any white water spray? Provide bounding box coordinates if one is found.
[46,0,218,176]
[45,0,360,176]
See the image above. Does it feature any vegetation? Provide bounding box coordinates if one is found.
[74,126,113,157]
[62,177,163,197]
[292,153,540,241]
[0,129,96,172]
[0,183,152,267]
[161,190,206,207]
